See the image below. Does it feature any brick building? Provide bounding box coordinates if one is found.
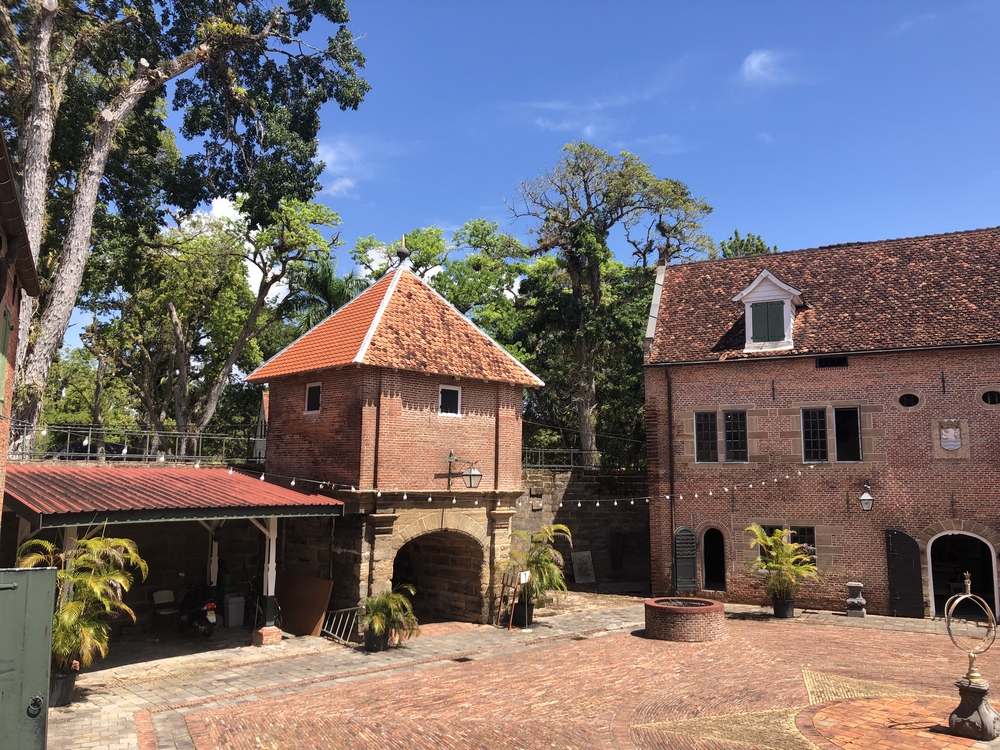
[246,260,542,622]
[0,137,40,551]
[644,227,1000,617]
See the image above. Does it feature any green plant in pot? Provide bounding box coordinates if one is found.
[505,524,572,627]
[361,583,420,652]
[745,524,817,618]
[18,535,148,706]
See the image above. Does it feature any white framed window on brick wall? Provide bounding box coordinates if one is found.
[439,385,461,416]
[305,383,321,414]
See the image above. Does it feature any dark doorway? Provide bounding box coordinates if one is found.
[391,531,485,623]
[703,528,726,591]
[930,533,996,619]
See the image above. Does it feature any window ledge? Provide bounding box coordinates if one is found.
[744,340,794,353]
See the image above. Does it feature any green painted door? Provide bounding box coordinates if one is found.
[0,567,56,750]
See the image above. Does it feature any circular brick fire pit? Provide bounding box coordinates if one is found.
[644,597,725,642]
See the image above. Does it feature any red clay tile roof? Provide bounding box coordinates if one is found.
[247,266,542,387]
[647,227,1000,364]
[4,465,342,527]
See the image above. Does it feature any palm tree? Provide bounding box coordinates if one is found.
[287,257,370,333]
[507,524,573,605]
[745,523,817,602]
[18,535,148,673]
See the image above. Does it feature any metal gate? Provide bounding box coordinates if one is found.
[885,529,924,618]
[0,567,56,750]
[674,527,698,591]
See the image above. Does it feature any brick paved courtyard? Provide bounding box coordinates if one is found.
[49,603,1000,749]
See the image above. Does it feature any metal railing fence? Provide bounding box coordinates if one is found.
[8,422,264,464]
[321,606,362,644]
[521,446,646,471]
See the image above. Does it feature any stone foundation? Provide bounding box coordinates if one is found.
[252,626,283,646]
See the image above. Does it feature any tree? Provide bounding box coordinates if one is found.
[84,200,339,452]
[718,229,777,258]
[351,226,449,280]
[285,256,369,334]
[2,0,370,432]
[509,142,712,464]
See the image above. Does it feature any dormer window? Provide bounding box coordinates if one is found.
[731,269,803,353]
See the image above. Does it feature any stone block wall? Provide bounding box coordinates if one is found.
[513,469,650,587]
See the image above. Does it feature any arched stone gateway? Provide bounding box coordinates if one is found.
[915,520,1000,618]
[392,531,486,623]
[360,506,515,624]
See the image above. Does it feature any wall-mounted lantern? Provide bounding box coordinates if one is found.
[859,480,874,512]
[446,450,482,490]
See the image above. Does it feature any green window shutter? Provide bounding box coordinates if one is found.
[751,302,769,342]
[766,301,784,341]
[751,301,785,343]
[0,309,10,401]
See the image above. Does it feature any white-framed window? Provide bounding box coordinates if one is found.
[731,270,802,353]
[305,383,322,414]
[439,385,461,416]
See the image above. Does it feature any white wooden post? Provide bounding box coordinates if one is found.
[264,517,277,597]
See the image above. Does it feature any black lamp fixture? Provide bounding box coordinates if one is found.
[859,480,874,512]
[446,450,483,490]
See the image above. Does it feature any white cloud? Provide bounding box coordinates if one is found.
[534,117,600,139]
[892,12,936,34]
[758,132,775,145]
[741,50,794,85]
[324,177,357,198]
[208,197,240,221]
[632,133,684,155]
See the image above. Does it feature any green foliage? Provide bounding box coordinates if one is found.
[285,256,369,334]
[43,348,138,428]
[361,583,420,644]
[718,229,778,259]
[508,142,712,460]
[351,226,450,279]
[505,524,573,606]
[18,535,148,674]
[745,524,818,601]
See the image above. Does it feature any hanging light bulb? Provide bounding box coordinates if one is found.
[694,493,698,498]
[474,498,479,505]
[41,428,47,436]
[376,491,382,498]
[259,473,265,481]
[749,483,753,488]
[666,494,671,500]
[630,499,634,505]
[497,499,502,507]
[709,490,713,496]
[194,460,200,469]
[428,496,432,503]
[797,471,802,475]
[645,497,649,503]
[785,475,790,479]
[774,478,778,483]
[291,478,296,487]
[596,500,600,507]
[228,467,234,475]
[452,497,456,504]
[559,501,563,508]
[82,437,89,447]
[403,492,407,500]
[577,501,582,508]
[613,500,618,506]
[724,487,729,492]
[678,495,683,500]
[159,454,166,463]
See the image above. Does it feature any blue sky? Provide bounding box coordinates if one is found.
[306,1,998,263]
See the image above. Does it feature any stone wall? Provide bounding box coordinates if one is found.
[393,530,484,621]
[514,469,650,588]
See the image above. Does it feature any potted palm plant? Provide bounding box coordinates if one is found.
[361,583,420,652]
[506,524,572,627]
[18,535,148,706]
[745,524,817,618]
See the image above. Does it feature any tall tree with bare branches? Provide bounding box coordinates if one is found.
[1,0,369,434]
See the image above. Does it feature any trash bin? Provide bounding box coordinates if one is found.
[223,594,245,628]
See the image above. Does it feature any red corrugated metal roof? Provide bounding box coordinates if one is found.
[4,465,342,525]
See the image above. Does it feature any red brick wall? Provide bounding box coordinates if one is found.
[368,370,523,492]
[0,260,22,540]
[645,346,1000,615]
[264,368,364,485]
[265,366,524,493]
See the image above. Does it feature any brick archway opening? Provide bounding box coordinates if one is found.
[391,530,485,623]
[928,532,998,618]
